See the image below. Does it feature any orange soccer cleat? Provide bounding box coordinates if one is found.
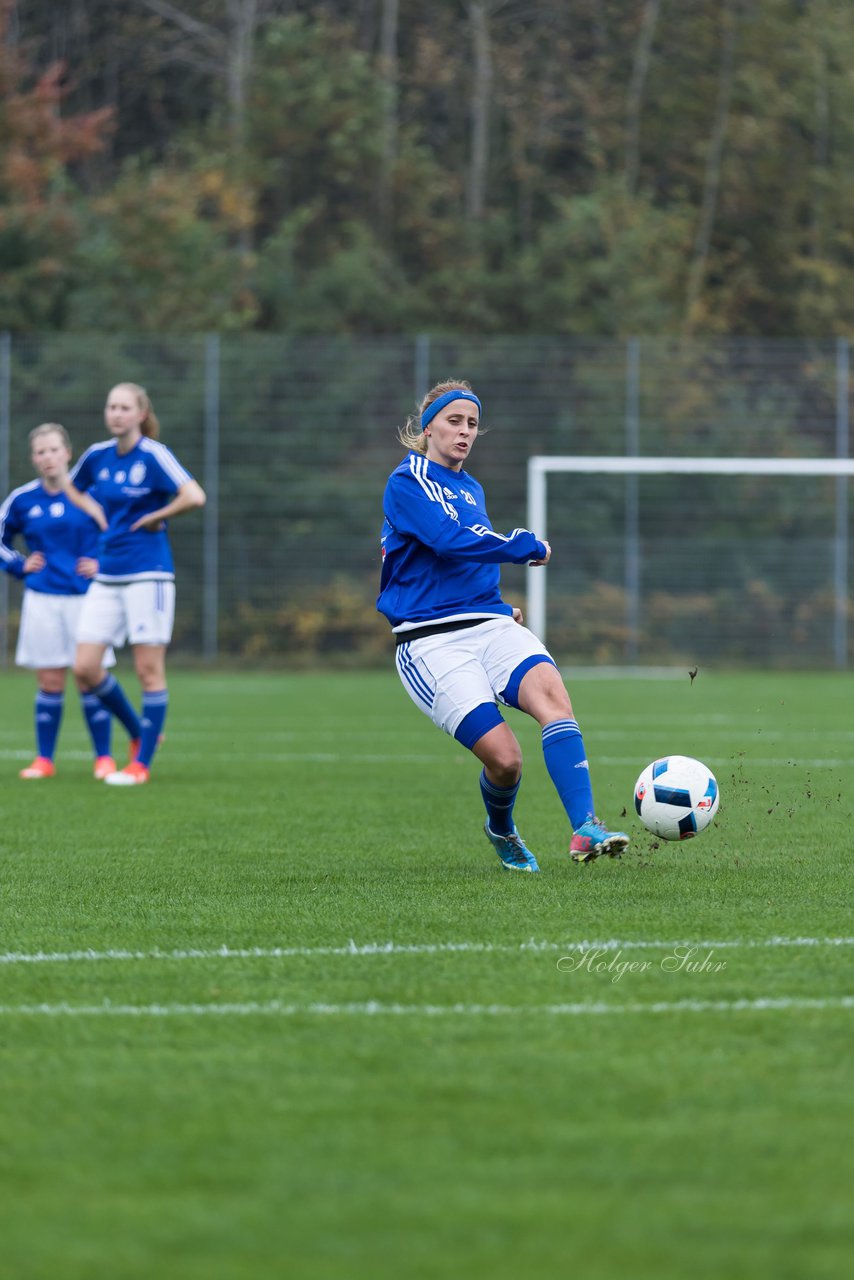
[104,761,150,787]
[19,756,56,780]
[93,755,118,780]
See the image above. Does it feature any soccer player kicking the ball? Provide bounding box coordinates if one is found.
[377,379,628,872]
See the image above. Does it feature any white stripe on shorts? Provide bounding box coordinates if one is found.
[396,642,434,709]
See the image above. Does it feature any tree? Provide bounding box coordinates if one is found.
[133,0,286,149]
[684,0,740,332]
[377,0,399,235]
[0,0,112,328]
[624,0,661,196]
[69,156,258,331]
[5,0,854,337]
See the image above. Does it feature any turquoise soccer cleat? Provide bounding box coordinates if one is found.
[483,823,540,873]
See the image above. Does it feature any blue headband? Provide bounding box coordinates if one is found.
[421,389,482,429]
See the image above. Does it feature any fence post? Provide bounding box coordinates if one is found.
[0,333,10,667]
[625,338,641,663]
[414,334,430,402]
[203,334,220,663]
[835,337,849,669]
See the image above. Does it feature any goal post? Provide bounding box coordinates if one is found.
[526,455,854,665]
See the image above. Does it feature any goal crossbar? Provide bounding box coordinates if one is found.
[526,455,853,654]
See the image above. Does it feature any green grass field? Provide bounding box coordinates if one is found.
[0,667,852,1280]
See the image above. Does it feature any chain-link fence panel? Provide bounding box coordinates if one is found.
[0,335,850,668]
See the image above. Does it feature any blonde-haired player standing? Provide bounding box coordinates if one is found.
[0,423,116,778]
[63,383,205,785]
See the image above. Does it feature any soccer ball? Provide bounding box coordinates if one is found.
[633,756,719,841]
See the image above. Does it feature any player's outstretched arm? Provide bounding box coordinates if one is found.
[433,518,547,564]
[387,473,546,566]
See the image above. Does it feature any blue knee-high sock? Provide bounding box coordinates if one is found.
[80,692,112,759]
[92,674,141,740]
[35,690,64,760]
[541,718,595,830]
[137,691,168,768]
[480,768,521,836]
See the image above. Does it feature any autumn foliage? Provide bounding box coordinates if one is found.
[0,0,112,326]
[3,1,854,336]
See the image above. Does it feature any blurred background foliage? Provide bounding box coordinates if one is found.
[2,0,854,338]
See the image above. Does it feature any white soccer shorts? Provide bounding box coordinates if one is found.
[76,579,176,648]
[15,589,116,670]
[394,616,554,739]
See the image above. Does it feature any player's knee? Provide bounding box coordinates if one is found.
[494,760,522,788]
[73,660,99,689]
[135,664,165,692]
[484,741,523,787]
[544,690,574,721]
[519,664,574,723]
[37,672,66,695]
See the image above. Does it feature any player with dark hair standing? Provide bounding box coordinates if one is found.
[62,382,205,785]
[0,423,116,779]
[377,379,628,872]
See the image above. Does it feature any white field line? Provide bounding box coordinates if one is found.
[1,748,854,767]
[0,995,852,1019]
[1,936,852,967]
[0,748,441,765]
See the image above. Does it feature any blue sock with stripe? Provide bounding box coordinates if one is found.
[35,690,64,760]
[541,718,595,830]
[480,768,520,836]
[92,674,142,740]
[137,690,168,768]
[80,692,112,758]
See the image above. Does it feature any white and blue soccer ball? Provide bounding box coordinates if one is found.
[633,755,719,841]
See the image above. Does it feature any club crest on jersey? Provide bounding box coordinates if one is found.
[49,502,65,517]
[129,462,146,485]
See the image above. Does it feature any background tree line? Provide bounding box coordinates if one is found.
[2,0,853,337]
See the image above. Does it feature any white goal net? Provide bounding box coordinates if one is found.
[526,456,854,668]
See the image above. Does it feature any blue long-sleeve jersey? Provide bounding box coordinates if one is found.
[377,452,547,630]
[0,480,102,596]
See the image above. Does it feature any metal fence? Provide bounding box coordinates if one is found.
[0,334,851,668]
